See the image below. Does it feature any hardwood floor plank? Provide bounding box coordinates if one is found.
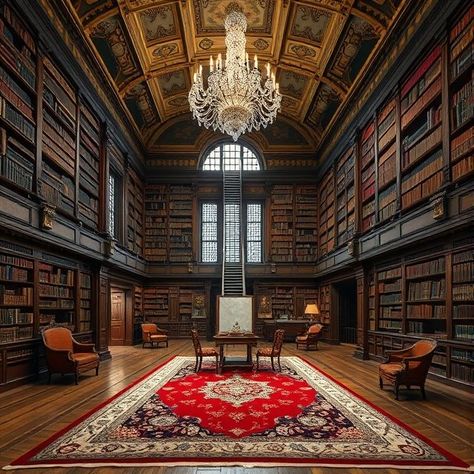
[0,341,472,474]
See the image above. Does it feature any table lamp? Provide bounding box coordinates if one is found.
[304,303,320,322]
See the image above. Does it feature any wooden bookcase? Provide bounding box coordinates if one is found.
[359,120,376,233]
[78,101,100,229]
[168,185,193,263]
[294,185,318,262]
[127,167,144,255]
[40,56,77,216]
[79,271,92,332]
[449,6,473,183]
[368,240,473,386]
[400,45,443,211]
[0,3,36,193]
[270,185,294,263]
[142,283,209,338]
[335,147,355,246]
[377,97,398,223]
[318,170,335,257]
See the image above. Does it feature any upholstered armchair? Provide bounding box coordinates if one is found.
[379,339,437,400]
[296,323,323,350]
[191,329,218,373]
[42,327,99,385]
[141,323,168,348]
[256,329,285,371]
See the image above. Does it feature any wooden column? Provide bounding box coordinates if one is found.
[97,270,111,359]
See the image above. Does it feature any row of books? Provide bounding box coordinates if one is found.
[379,320,401,330]
[0,308,32,324]
[451,362,473,382]
[0,96,34,141]
[453,305,474,319]
[449,5,473,42]
[39,299,73,309]
[451,79,473,129]
[0,264,29,281]
[402,167,443,209]
[38,284,72,298]
[453,284,474,301]
[402,117,441,170]
[379,306,402,318]
[378,280,401,292]
[450,127,473,162]
[407,279,445,300]
[0,254,33,268]
[452,155,474,181]
[401,150,442,194]
[407,304,446,318]
[406,257,445,278]
[1,143,33,190]
[454,324,473,340]
[0,64,34,120]
[453,261,474,282]
[0,325,33,343]
[450,38,472,80]
[380,293,402,304]
[0,286,33,305]
[38,265,74,285]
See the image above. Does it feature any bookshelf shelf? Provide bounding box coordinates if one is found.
[271,185,294,262]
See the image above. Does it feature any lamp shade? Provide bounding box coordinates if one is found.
[304,303,320,315]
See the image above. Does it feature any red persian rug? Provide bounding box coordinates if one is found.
[4,356,470,470]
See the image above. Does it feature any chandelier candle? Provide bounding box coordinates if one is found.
[188,9,281,141]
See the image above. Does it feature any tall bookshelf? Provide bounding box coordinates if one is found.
[0,3,36,193]
[359,120,376,233]
[143,286,169,320]
[452,249,473,342]
[377,97,398,223]
[376,266,402,332]
[368,272,375,331]
[168,185,193,263]
[79,271,92,332]
[449,6,473,183]
[78,101,100,229]
[400,45,443,211]
[335,147,355,246]
[318,170,335,257]
[38,261,75,332]
[0,249,34,343]
[319,285,331,325]
[144,184,168,263]
[294,185,317,263]
[127,167,144,255]
[270,185,293,262]
[40,57,77,215]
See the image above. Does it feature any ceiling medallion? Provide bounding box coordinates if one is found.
[199,38,214,50]
[188,8,281,141]
[253,38,269,50]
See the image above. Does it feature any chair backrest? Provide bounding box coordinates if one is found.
[141,323,157,336]
[191,329,202,356]
[403,339,437,381]
[411,339,437,357]
[308,324,323,335]
[272,329,285,355]
[43,327,73,351]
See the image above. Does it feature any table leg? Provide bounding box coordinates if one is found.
[219,345,224,374]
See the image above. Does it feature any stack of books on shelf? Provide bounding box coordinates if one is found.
[144,185,168,262]
[127,168,144,255]
[271,185,294,262]
[335,147,355,246]
[168,185,193,263]
[79,272,92,332]
[294,185,317,262]
[318,171,335,256]
[360,121,375,232]
[143,287,168,319]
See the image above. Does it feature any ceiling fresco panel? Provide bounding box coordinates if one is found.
[306,83,342,137]
[278,70,309,100]
[72,0,115,26]
[158,69,188,98]
[192,0,275,34]
[124,81,160,131]
[138,4,178,46]
[327,15,380,90]
[90,14,141,88]
[290,6,332,46]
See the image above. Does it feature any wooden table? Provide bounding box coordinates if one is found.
[213,333,260,373]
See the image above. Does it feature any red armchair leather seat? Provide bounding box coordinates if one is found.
[296,323,323,350]
[42,327,99,385]
[141,323,168,348]
[379,339,437,400]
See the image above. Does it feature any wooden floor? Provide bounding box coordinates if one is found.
[0,340,472,474]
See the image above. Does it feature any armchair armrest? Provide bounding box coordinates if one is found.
[156,329,168,335]
[384,347,411,362]
[73,340,96,353]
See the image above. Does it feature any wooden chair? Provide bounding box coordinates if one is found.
[42,327,99,385]
[256,329,285,371]
[141,323,168,348]
[379,339,437,400]
[191,329,218,373]
[296,323,323,350]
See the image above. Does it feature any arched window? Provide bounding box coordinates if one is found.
[202,143,261,171]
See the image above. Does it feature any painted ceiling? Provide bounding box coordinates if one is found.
[66,0,406,154]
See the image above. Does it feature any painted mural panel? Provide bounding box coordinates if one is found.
[290,6,332,46]
[124,82,159,130]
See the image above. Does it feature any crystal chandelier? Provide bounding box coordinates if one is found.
[188,8,281,141]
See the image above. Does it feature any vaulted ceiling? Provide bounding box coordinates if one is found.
[66,0,406,155]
